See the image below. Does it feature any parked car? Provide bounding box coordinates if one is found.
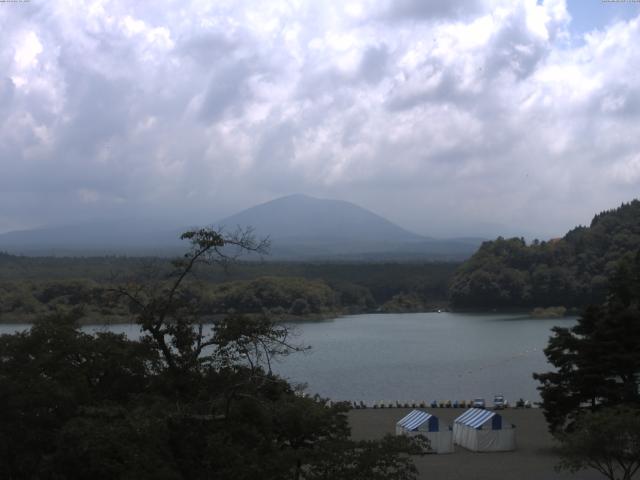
[493,394,506,410]
[472,398,486,409]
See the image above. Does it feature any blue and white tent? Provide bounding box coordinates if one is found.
[396,410,453,454]
[453,408,516,452]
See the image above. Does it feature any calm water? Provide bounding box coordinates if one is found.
[274,312,574,403]
[0,312,573,403]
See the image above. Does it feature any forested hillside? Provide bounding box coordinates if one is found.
[0,277,345,324]
[449,200,640,309]
[0,256,456,322]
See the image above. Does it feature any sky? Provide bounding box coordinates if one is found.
[1,0,640,239]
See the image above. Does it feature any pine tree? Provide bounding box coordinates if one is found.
[533,252,640,433]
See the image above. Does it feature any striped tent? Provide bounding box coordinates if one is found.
[396,410,453,454]
[453,408,516,452]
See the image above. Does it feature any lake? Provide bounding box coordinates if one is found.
[0,312,573,404]
[273,312,574,404]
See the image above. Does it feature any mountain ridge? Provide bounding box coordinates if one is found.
[217,193,426,243]
[0,195,482,260]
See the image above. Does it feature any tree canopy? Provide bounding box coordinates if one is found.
[555,406,640,480]
[0,227,424,480]
[450,200,640,309]
[533,251,640,433]
[0,258,455,324]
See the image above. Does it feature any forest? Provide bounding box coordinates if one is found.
[3,200,640,322]
[0,253,456,323]
[0,229,425,479]
[449,201,640,309]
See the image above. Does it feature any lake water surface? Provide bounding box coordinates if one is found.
[0,312,573,404]
[274,312,574,404]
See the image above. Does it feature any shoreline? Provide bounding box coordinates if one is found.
[0,306,577,325]
[349,408,603,480]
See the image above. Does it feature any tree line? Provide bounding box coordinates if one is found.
[535,251,640,480]
[0,228,425,479]
[0,258,456,323]
[450,200,640,309]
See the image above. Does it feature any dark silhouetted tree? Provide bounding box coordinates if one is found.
[0,227,424,480]
[556,406,640,480]
[534,252,640,433]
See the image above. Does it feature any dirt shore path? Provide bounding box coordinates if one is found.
[349,408,606,480]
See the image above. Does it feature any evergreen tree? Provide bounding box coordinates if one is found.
[533,252,640,433]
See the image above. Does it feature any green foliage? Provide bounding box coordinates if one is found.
[53,405,180,480]
[0,310,162,478]
[450,200,640,308]
[534,253,640,433]
[0,260,458,323]
[0,228,423,479]
[204,276,339,316]
[380,292,443,313]
[0,219,457,322]
[556,406,640,480]
[0,278,130,323]
[304,435,426,480]
[529,306,567,318]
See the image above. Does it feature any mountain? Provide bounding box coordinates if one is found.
[217,194,480,260]
[218,194,422,243]
[0,195,482,260]
[449,200,640,309]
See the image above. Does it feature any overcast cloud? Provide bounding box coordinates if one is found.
[1,0,640,238]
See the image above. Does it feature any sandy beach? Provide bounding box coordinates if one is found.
[348,408,607,480]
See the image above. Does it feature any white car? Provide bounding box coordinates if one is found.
[472,398,486,409]
[493,394,506,410]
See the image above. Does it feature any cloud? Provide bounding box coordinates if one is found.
[198,60,255,123]
[358,44,390,84]
[0,77,15,109]
[0,0,639,239]
[381,0,485,21]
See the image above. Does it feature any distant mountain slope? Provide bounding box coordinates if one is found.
[218,194,481,260]
[0,219,183,256]
[0,195,482,260]
[218,194,424,243]
[449,200,640,309]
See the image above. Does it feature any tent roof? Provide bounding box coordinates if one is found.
[397,410,434,431]
[454,408,498,428]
